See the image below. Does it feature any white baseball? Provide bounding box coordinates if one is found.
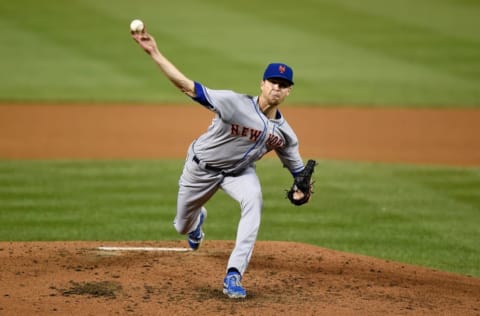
[130,19,144,32]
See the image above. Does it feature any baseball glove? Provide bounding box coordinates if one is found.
[287,159,317,206]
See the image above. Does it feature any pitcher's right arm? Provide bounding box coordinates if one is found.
[131,30,196,98]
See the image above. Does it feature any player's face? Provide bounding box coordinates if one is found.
[261,79,292,105]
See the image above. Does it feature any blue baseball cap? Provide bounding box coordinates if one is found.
[263,63,294,85]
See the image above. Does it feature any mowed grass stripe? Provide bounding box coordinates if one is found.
[1,0,479,105]
[0,160,178,240]
[211,0,480,105]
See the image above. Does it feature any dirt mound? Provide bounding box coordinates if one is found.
[0,241,478,315]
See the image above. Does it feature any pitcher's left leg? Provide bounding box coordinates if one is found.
[221,167,263,276]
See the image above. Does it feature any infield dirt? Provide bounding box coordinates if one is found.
[0,104,479,315]
[1,104,480,165]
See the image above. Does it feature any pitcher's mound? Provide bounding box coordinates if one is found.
[0,240,479,315]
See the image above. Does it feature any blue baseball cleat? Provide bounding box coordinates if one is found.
[223,271,247,298]
[187,209,207,250]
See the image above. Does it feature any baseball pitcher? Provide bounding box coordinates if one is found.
[131,25,315,299]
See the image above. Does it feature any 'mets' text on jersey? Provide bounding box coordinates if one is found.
[190,82,304,175]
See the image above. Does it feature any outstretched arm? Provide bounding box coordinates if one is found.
[131,29,196,98]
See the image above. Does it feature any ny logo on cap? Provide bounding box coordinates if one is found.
[279,65,286,74]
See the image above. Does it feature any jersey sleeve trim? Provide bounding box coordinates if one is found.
[192,81,214,109]
[291,167,304,177]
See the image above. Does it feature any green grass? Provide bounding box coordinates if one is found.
[1,159,479,277]
[1,0,479,106]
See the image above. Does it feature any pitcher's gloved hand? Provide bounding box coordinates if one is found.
[287,159,316,206]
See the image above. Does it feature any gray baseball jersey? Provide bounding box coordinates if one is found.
[191,81,304,175]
